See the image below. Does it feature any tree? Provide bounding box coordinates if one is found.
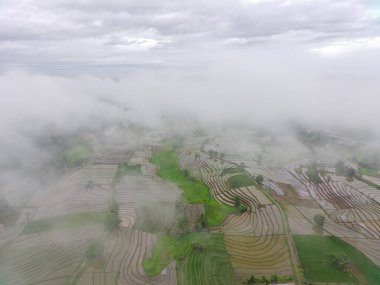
[86,241,103,261]
[247,275,256,284]
[178,216,189,233]
[255,175,264,184]
[329,253,350,272]
[270,275,278,282]
[235,196,241,208]
[199,214,207,228]
[261,276,269,284]
[346,167,355,178]
[314,214,325,227]
[105,212,120,232]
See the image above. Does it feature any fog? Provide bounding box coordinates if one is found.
[1,0,380,197]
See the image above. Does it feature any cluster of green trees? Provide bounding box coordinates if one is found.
[329,253,350,272]
[245,274,293,284]
[296,128,327,148]
[306,163,322,184]
[208,149,225,161]
[335,161,355,178]
[255,175,264,184]
[235,196,248,214]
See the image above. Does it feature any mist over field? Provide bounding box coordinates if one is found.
[2,49,380,192]
[1,1,380,284]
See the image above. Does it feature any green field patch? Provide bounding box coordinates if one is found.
[22,212,107,234]
[143,235,177,276]
[221,166,242,176]
[355,175,380,190]
[305,165,322,184]
[226,173,256,189]
[144,232,234,285]
[151,142,235,226]
[359,167,379,177]
[62,143,92,167]
[113,164,142,185]
[294,235,380,284]
[119,164,142,175]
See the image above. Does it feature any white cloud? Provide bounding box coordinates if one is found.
[311,37,380,55]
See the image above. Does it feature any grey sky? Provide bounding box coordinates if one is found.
[1,0,379,72]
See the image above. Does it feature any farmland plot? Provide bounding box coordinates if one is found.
[0,225,101,285]
[29,164,117,220]
[181,140,295,280]
[78,228,177,285]
[115,175,181,231]
[225,235,293,277]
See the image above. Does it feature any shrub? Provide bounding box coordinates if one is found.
[86,241,103,261]
[255,175,264,184]
[314,214,325,227]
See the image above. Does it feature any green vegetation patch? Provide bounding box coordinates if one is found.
[226,173,256,189]
[221,166,241,176]
[355,175,380,190]
[62,143,92,167]
[22,212,106,234]
[305,164,322,184]
[119,164,142,175]
[359,167,379,177]
[151,142,235,226]
[294,235,380,284]
[144,233,234,285]
[143,235,177,276]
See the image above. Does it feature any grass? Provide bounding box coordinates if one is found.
[359,167,379,177]
[22,212,107,234]
[226,173,256,189]
[143,235,177,275]
[144,232,234,285]
[355,175,380,190]
[151,142,235,226]
[305,167,322,184]
[63,143,91,167]
[221,166,241,176]
[294,235,380,284]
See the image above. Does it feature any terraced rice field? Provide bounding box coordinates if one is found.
[294,235,380,284]
[225,235,293,276]
[176,233,234,285]
[1,132,380,285]
[28,164,117,220]
[0,225,103,285]
[115,175,180,232]
[78,228,177,285]
[180,140,295,282]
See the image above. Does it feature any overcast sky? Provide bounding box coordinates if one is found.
[0,0,380,139]
[0,0,379,73]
